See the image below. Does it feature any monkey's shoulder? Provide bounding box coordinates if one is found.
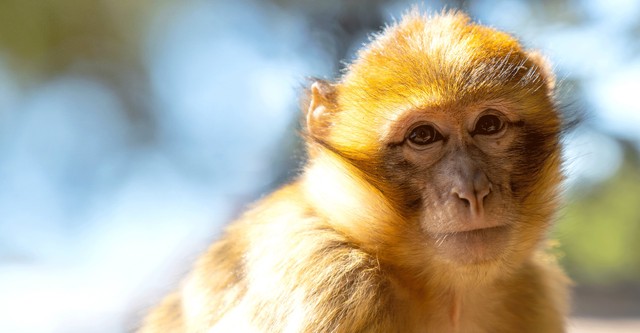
[186,182,397,331]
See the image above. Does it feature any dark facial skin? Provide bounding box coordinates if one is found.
[379,101,531,264]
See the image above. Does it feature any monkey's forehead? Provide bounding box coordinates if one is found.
[338,11,546,110]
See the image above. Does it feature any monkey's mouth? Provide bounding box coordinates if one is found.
[431,225,511,263]
[434,225,508,238]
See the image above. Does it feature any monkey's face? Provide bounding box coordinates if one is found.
[379,101,540,265]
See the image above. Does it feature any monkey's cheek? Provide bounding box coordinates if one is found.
[430,226,512,265]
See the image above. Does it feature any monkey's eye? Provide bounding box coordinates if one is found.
[473,113,505,136]
[407,124,443,146]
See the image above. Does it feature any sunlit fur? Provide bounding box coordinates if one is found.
[139,10,569,333]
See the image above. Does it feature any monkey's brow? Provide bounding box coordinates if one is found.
[387,140,405,149]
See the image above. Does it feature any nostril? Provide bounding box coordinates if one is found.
[452,188,472,208]
[479,185,491,203]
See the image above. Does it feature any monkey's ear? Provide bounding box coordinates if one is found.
[305,80,337,140]
[527,51,556,92]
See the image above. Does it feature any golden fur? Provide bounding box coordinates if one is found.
[139,11,569,333]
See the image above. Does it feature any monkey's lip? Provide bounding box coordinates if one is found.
[431,225,509,238]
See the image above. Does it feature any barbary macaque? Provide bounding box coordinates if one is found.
[140,10,569,333]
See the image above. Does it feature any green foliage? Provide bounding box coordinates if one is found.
[554,145,640,285]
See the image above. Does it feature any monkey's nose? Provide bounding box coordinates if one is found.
[451,172,491,217]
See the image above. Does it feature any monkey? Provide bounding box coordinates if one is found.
[139,10,570,333]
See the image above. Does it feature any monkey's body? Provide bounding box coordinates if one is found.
[142,184,567,333]
[140,11,570,333]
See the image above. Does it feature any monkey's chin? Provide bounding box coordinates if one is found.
[431,226,511,265]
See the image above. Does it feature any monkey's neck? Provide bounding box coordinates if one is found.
[393,261,525,330]
[439,284,496,333]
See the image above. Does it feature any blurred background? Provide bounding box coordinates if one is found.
[0,0,638,332]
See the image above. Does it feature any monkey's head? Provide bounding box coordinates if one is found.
[303,12,562,282]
